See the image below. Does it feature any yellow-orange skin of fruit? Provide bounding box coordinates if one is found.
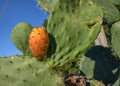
[29,27,49,60]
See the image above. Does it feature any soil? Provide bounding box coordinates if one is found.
[64,75,87,86]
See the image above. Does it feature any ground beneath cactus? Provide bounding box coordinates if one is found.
[64,75,87,86]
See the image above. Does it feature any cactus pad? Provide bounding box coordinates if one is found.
[109,0,120,5]
[111,21,120,59]
[94,0,120,23]
[80,46,120,85]
[89,80,105,86]
[47,0,103,67]
[29,27,49,60]
[112,69,120,86]
[37,0,59,13]
[11,22,33,55]
[0,56,65,86]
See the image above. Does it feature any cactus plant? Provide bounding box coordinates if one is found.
[0,56,65,86]
[88,80,105,86]
[37,0,59,13]
[47,0,103,67]
[110,21,120,59]
[1,0,120,86]
[11,22,33,55]
[112,70,120,86]
[93,0,120,23]
[80,46,120,85]
[109,0,120,5]
[29,27,49,60]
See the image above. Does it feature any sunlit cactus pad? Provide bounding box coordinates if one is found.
[111,21,120,59]
[94,0,120,23]
[37,0,58,13]
[11,22,33,55]
[0,56,65,86]
[47,0,103,67]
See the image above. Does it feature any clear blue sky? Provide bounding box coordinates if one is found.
[0,0,49,57]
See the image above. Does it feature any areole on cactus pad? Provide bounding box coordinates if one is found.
[29,27,49,60]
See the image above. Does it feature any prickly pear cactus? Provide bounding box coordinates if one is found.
[80,46,120,85]
[11,22,33,55]
[29,27,49,60]
[89,80,105,86]
[37,0,58,13]
[109,0,120,5]
[0,56,65,86]
[47,0,103,67]
[111,21,120,59]
[112,70,120,86]
[93,0,120,23]
[4,0,120,86]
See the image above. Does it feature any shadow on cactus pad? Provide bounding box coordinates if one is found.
[47,33,57,58]
[80,46,120,85]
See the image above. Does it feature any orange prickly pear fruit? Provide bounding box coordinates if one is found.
[29,27,49,60]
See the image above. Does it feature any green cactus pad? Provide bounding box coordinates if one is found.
[47,0,103,67]
[94,0,120,23]
[0,56,65,86]
[112,69,120,86]
[11,22,33,55]
[109,0,120,5]
[77,0,103,25]
[37,0,59,13]
[80,46,120,85]
[111,21,120,59]
[88,80,105,86]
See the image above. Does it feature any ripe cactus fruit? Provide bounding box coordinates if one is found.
[29,27,49,60]
[11,22,33,55]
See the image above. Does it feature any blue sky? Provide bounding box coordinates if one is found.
[0,0,49,57]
